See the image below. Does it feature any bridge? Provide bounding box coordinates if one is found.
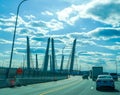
[0,37,77,88]
[0,37,120,95]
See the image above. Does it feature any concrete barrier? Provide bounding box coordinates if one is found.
[0,79,8,88]
[0,76,68,88]
[0,68,69,88]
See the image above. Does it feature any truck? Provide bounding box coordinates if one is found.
[92,66,103,81]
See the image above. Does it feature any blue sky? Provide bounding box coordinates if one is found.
[0,0,120,73]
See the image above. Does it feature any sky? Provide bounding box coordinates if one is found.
[0,0,120,73]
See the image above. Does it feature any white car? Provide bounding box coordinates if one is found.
[96,75,115,90]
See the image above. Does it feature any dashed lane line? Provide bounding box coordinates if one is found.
[39,80,81,95]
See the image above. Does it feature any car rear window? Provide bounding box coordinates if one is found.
[98,75,112,79]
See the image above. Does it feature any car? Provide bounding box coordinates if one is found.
[96,75,115,90]
[110,73,118,81]
[82,74,88,79]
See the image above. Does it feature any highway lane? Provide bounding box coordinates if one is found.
[0,76,120,95]
[0,76,82,95]
[39,78,120,95]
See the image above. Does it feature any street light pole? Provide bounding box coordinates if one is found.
[6,0,27,78]
[115,61,117,74]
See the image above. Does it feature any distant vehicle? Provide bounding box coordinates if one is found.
[110,73,118,81]
[92,66,103,81]
[82,74,88,79]
[96,75,115,90]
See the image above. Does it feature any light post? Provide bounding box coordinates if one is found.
[115,61,117,74]
[79,65,81,75]
[6,0,28,78]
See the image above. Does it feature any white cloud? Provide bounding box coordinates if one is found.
[104,62,117,72]
[0,13,64,37]
[44,19,64,31]
[0,16,15,27]
[0,14,26,28]
[87,27,120,40]
[24,15,36,20]
[80,51,113,57]
[86,0,120,27]
[3,27,14,32]
[100,45,120,51]
[0,39,11,44]
[77,54,118,72]
[17,16,28,27]
[15,38,26,46]
[41,11,54,16]
[56,0,120,27]
[116,42,120,45]
[56,5,80,25]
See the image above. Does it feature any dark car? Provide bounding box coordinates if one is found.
[82,74,88,79]
[110,73,118,81]
[96,75,115,90]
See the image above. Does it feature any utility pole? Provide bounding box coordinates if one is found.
[115,61,117,74]
[7,0,28,78]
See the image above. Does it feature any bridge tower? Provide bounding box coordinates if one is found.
[60,54,64,72]
[43,38,50,72]
[26,36,30,70]
[69,39,77,74]
[51,38,56,72]
[36,54,38,69]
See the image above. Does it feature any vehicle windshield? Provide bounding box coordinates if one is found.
[98,75,112,79]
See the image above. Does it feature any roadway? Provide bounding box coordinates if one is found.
[0,76,120,95]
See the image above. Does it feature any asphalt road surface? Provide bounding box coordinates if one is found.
[0,76,120,95]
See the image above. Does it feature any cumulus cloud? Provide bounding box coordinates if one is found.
[41,11,54,16]
[0,39,11,44]
[78,51,113,57]
[26,18,64,33]
[0,14,64,36]
[65,27,120,41]
[78,53,116,71]
[29,20,46,28]
[44,19,64,31]
[100,45,120,51]
[87,0,120,27]
[15,47,46,54]
[116,42,120,45]
[24,15,36,20]
[56,0,120,27]
[15,38,26,46]
[32,37,48,42]
[87,27,120,39]
[56,5,80,25]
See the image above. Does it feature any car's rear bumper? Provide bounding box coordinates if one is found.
[96,83,115,90]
